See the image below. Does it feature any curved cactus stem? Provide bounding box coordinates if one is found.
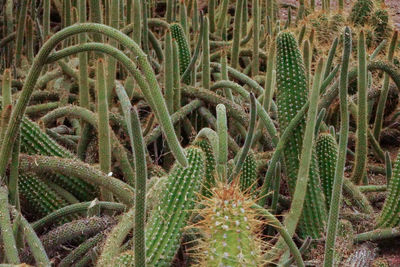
[115,83,147,266]
[18,155,135,205]
[32,201,125,231]
[0,23,187,181]
[323,26,352,267]
[40,104,135,186]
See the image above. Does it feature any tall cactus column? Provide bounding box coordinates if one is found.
[275,31,327,238]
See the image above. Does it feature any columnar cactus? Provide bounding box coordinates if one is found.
[316,133,339,209]
[193,182,264,266]
[170,23,191,84]
[276,31,327,238]
[240,153,258,193]
[194,139,217,197]
[145,146,205,266]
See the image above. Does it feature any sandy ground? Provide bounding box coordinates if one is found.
[385,0,400,30]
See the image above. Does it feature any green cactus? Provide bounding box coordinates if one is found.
[19,174,69,218]
[170,23,191,84]
[111,147,204,266]
[194,183,263,266]
[194,138,217,197]
[19,116,95,201]
[239,153,258,193]
[145,146,205,266]
[316,133,338,209]
[275,31,327,238]
[349,0,374,26]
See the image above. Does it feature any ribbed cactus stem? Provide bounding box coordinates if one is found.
[316,133,338,209]
[351,30,368,185]
[385,151,392,183]
[8,132,20,208]
[145,147,204,265]
[130,107,147,267]
[60,232,104,267]
[132,0,142,45]
[76,0,91,160]
[302,40,311,83]
[106,0,120,103]
[32,201,125,231]
[194,139,217,197]
[170,23,191,85]
[276,31,326,238]
[283,58,325,237]
[217,0,229,36]
[323,26,352,267]
[263,42,275,113]
[324,37,339,80]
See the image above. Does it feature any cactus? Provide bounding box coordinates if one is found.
[275,31,327,238]
[170,23,191,84]
[349,0,374,26]
[193,139,217,197]
[19,174,69,218]
[193,182,264,266]
[316,133,338,209]
[145,146,205,266]
[239,153,258,192]
[19,116,96,201]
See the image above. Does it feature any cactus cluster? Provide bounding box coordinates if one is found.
[0,0,399,266]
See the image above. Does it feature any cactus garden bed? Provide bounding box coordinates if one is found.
[0,0,400,266]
